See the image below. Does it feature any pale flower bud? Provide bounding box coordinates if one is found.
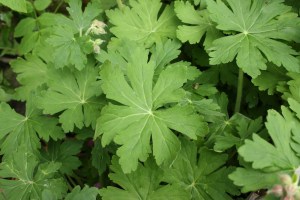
[269,185,283,197]
[87,20,107,35]
[281,174,293,185]
[285,184,298,197]
[92,39,104,54]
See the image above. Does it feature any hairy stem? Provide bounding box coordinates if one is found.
[234,68,244,113]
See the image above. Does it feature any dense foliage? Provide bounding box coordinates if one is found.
[1,0,300,199]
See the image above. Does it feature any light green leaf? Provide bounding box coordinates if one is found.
[34,0,52,11]
[100,156,189,200]
[206,0,300,78]
[174,1,221,48]
[40,140,82,175]
[229,168,279,193]
[39,64,105,132]
[0,0,27,12]
[65,186,99,200]
[164,139,239,200]
[238,110,299,170]
[106,0,179,47]
[96,42,208,173]
[0,146,67,199]
[11,54,48,101]
[14,17,37,38]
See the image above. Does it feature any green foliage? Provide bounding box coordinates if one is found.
[1,0,300,199]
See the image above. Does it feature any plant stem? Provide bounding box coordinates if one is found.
[54,0,64,13]
[117,0,124,11]
[234,68,244,113]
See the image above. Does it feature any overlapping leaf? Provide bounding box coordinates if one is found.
[164,139,239,200]
[0,146,67,200]
[100,156,189,200]
[0,97,64,155]
[174,1,221,48]
[106,0,179,47]
[39,64,104,132]
[65,186,99,200]
[206,0,300,78]
[96,42,208,173]
[40,140,82,175]
[230,108,300,192]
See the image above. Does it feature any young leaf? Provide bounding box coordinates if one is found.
[164,139,239,200]
[174,1,221,48]
[39,64,105,132]
[65,186,99,200]
[100,156,189,200]
[0,146,67,199]
[40,140,83,175]
[96,42,208,173]
[106,0,179,47]
[0,97,64,155]
[206,0,300,78]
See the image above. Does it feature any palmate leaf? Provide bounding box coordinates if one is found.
[100,156,189,200]
[206,0,300,78]
[0,96,64,155]
[230,107,300,192]
[96,42,208,173]
[164,139,239,200]
[106,0,179,47]
[39,63,105,132]
[0,146,67,200]
[174,1,221,48]
[40,140,83,175]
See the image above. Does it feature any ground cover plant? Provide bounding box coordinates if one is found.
[1,0,300,199]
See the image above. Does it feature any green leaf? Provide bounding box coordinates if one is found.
[0,146,67,199]
[11,54,48,101]
[214,114,263,152]
[65,186,99,200]
[40,140,82,175]
[100,156,189,200]
[0,97,64,155]
[18,31,40,55]
[164,139,239,200]
[39,64,105,132]
[238,110,299,170]
[206,0,300,78]
[46,26,88,70]
[67,0,102,34]
[0,0,27,12]
[14,17,37,38]
[229,168,279,193]
[106,0,179,47]
[96,42,208,173]
[34,0,52,11]
[91,139,110,176]
[174,1,221,48]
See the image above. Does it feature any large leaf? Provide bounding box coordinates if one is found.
[96,42,208,173]
[39,64,105,132]
[206,0,300,78]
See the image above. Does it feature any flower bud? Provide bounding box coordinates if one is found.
[87,20,107,35]
[269,185,283,197]
[285,184,297,197]
[280,174,293,185]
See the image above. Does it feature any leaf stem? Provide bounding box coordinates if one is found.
[234,68,244,113]
[54,0,64,13]
[116,0,124,11]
